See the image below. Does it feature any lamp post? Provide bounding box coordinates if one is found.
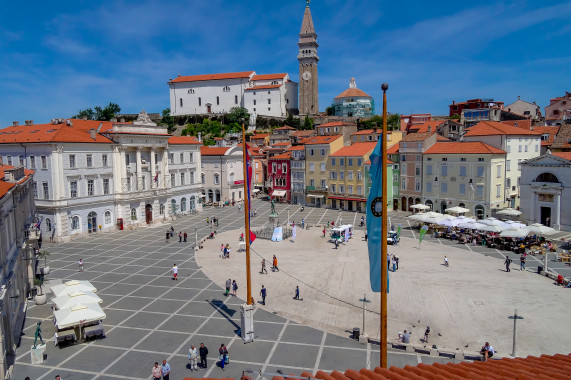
[194,226,198,250]
[508,309,524,357]
[358,294,372,338]
[380,82,389,369]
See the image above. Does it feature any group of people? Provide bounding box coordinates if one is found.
[503,253,527,272]
[220,244,232,259]
[260,255,279,273]
[151,343,221,377]
[224,278,238,296]
[388,254,400,272]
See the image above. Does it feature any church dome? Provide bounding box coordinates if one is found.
[334,78,371,99]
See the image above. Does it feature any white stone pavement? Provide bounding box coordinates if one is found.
[197,225,571,358]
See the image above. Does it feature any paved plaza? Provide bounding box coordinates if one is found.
[12,200,571,379]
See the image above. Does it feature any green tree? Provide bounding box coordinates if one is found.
[160,108,176,134]
[302,116,314,130]
[325,106,335,116]
[226,107,250,126]
[72,108,95,120]
[285,114,301,129]
[72,102,121,121]
[388,113,400,131]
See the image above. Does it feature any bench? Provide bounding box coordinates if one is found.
[54,328,77,346]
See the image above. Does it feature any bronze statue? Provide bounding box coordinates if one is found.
[33,321,44,348]
[270,199,276,215]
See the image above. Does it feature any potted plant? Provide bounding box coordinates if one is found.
[34,278,47,305]
[36,249,50,275]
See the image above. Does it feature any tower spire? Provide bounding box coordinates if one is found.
[300,3,315,35]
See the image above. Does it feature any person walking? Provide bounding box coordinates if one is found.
[424,327,431,343]
[232,280,238,296]
[179,232,182,243]
[505,256,512,272]
[260,285,267,305]
[206,217,209,225]
[171,264,178,281]
[302,218,305,229]
[189,345,198,371]
[365,229,368,241]
[199,342,209,369]
[520,254,526,271]
[395,255,399,270]
[166,231,170,243]
[403,330,410,343]
[183,232,187,242]
[161,359,170,380]
[225,278,231,296]
[294,286,300,300]
[391,256,396,272]
[322,227,326,238]
[219,344,228,371]
[78,258,84,272]
[334,239,339,249]
[261,258,268,274]
[152,362,162,380]
[444,256,449,267]
[220,244,224,257]
[272,255,279,272]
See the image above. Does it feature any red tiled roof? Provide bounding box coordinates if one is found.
[436,135,451,141]
[0,119,115,144]
[273,142,291,146]
[552,124,571,149]
[245,84,282,90]
[169,71,254,83]
[409,120,444,133]
[425,141,506,154]
[287,145,305,151]
[275,125,297,130]
[200,146,230,155]
[0,164,33,198]
[364,159,394,165]
[401,132,436,142]
[168,136,201,145]
[552,152,571,161]
[351,129,387,135]
[330,142,377,157]
[251,73,287,81]
[304,135,343,145]
[318,121,355,128]
[501,119,532,130]
[0,181,14,199]
[292,130,315,137]
[464,121,541,137]
[530,126,559,146]
[386,144,399,154]
[252,133,270,138]
[334,88,371,99]
[270,152,292,160]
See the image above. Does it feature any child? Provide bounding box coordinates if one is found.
[78,259,84,272]
[171,264,178,280]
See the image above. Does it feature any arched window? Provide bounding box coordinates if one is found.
[105,210,112,225]
[181,197,187,212]
[201,173,205,184]
[535,172,560,183]
[160,204,165,215]
[46,218,52,232]
[71,216,80,230]
[229,172,234,183]
[216,96,220,106]
[223,86,230,92]
[188,89,194,94]
[214,174,220,185]
[475,204,485,220]
[190,196,196,210]
[425,200,433,211]
[131,208,137,220]
[171,199,177,214]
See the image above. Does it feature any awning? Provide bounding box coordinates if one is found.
[307,194,325,198]
[328,196,366,202]
[272,190,287,197]
[251,189,261,194]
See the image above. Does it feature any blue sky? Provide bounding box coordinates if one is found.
[1,0,571,126]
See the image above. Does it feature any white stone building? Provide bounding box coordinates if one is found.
[0,112,202,242]
[463,121,542,209]
[0,164,37,378]
[520,152,571,231]
[168,71,298,118]
[200,146,246,204]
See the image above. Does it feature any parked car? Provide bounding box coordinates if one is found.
[387,231,399,245]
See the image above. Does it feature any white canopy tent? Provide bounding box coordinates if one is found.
[478,224,504,233]
[458,221,486,230]
[410,204,430,211]
[53,303,106,329]
[445,206,470,214]
[480,218,509,228]
[504,220,526,229]
[500,228,530,238]
[272,190,287,197]
[526,223,557,235]
[51,280,97,297]
[496,208,522,216]
[52,291,102,311]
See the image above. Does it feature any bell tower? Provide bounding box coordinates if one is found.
[298,1,319,115]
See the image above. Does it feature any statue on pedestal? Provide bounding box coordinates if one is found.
[33,321,44,349]
[270,199,276,216]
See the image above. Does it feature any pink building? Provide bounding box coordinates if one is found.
[268,151,292,202]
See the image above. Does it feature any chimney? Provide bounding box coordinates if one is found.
[120,118,125,122]
[198,132,202,143]
[12,121,19,126]
[518,95,520,100]
[89,129,97,140]
[452,100,455,105]
[25,120,33,126]
[178,73,181,77]
[428,126,432,133]
[83,116,88,120]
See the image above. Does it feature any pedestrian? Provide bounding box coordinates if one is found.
[240,232,244,241]
[161,359,170,380]
[199,343,209,369]
[480,342,494,361]
[387,256,390,270]
[272,255,279,271]
[365,229,368,241]
[261,258,267,274]
[219,344,228,371]
[395,255,399,270]
[444,256,449,267]
[424,326,430,343]
[170,226,174,237]
[472,238,477,246]
[183,232,187,242]
[171,264,178,280]
[216,218,219,227]
[322,227,326,237]
[225,278,231,296]
[331,221,335,227]
[223,245,227,259]
[179,231,182,243]
[391,256,396,272]
[260,285,267,305]
[55,376,62,380]
[505,256,512,272]
[151,362,162,380]
[189,345,198,371]
[327,221,330,228]
[403,330,410,343]
[520,254,526,271]
[232,280,238,296]
[220,244,224,256]
[78,258,84,272]
[294,285,300,300]
[334,239,339,249]
[206,217,209,225]
[226,245,231,259]
[166,231,170,243]
[302,218,305,229]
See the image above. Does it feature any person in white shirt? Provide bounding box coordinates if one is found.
[189,345,198,371]
[480,341,494,361]
[444,256,449,267]
[171,264,178,281]
[78,259,84,272]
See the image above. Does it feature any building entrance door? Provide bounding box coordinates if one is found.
[87,212,97,233]
[145,204,153,224]
[540,206,552,226]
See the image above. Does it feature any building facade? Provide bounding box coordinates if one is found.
[520,152,571,231]
[200,146,246,204]
[332,78,374,118]
[268,152,292,202]
[505,96,543,122]
[0,113,203,242]
[289,146,306,205]
[316,121,357,145]
[544,92,571,126]
[298,3,319,115]
[304,135,343,207]
[449,98,504,117]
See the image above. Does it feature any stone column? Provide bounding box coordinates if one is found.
[53,145,65,201]
[136,147,142,191]
[555,192,561,229]
[162,148,169,188]
[150,147,156,189]
[529,191,536,223]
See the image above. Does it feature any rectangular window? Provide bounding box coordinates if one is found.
[416,155,421,161]
[169,153,174,164]
[518,145,522,152]
[42,182,49,199]
[339,184,344,193]
[127,177,131,191]
[103,179,110,195]
[401,177,406,190]
[441,182,447,193]
[253,100,256,105]
[41,156,47,169]
[340,158,345,166]
[339,171,344,180]
[320,148,326,156]
[496,164,502,178]
[282,163,287,173]
[348,158,353,166]
[426,181,432,193]
[496,184,501,197]
[87,179,94,196]
[267,98,271,105]
[524,145,528,152]
[441,165,448,176]
[459,165,466,176]
[310,179,315,187]
[460,157,466,162]
[357,185,362,195]
[347,185,353,194]
[331,158,336,166]
[309,149,314,156]
[69,155,76,168]
[415,165,421,176]
[19,155,24,165]
[126,153,130,165]
[535,144,539,152]
[415,180,421,191]
[476,185,484,197]
[426,165,432,175]
[330,171,336,179]
[459,183,466,195]
[102,154,108,167]
[331,184,336,192]
[357,158,362,166]
[272,163,277,173]
[401,164,407,175]
[180,98,183,107]
[357,171,362,181]
[348,171,353,180]
[180,172,185,185]
[477,166,484,177]
[309,163,314,171]
[198,97,201,106]
[33,182,38,198]
[401,155,406,162]
[171,173,175,187]
[507,160,511,171]
[30,155,36,169]
[507,145,511,153]
[7,156,12,165]
[235,95,238,104]
[70,181,78,198]
[87,154,93,168]
[180,153,184,163]
[393,173,398,182]
[321,179,326,188]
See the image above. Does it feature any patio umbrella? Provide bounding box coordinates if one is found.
[500,228,529,238]
[496,208,522,216]
[54,303,106,329]
[526,223,557,235]
[481,218,508,228]
[436,219,455,227]
[51,280,97,297]
[420,215,448,224]
[408,211,444,221]
[410,204,430,211]
[453,216,475,224]
[504,220,526,229]
[52,290,102,311]
[478,224,504,233]
[445,206,470,214]
[458,222,486,230]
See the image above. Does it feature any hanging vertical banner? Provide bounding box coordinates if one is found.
[419,225,429,246]
[292,225,296,240]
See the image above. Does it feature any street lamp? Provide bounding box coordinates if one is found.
[358,294,372,338]
[508,309,524,356]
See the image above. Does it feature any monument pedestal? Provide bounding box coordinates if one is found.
[268,215,279,227]
[30,344,46,364]
[240,303,255,343]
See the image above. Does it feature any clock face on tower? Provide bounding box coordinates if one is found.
[302,71,312,81]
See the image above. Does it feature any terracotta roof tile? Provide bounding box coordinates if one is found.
[169,71,254,83]
[319,121,355,128]
[168,136,201,145]
[530,126,560,146]
[501,120,532,130]
[436,135,450,141]
[200,146,230,155]
[273,142,291,147]
[275,125,297,130]
[292,130,315,137]
[386,144,399,154]
[464,121,541,137]
[252,133,270,138]
[401,132,435,142]
[0,119,115,144]
[352,129,387,135]
[424,141,506,154]
[287,145,305,151]
[304,135,343,145]
[0,181,14,199]
[334,88,371,99]
[245,84,282,90]
[551,124,571,149]
[251,73,287,81]
[552,152,571,161]
[270,152,292,160]
[408,120,444,133]
[330,142,377,157]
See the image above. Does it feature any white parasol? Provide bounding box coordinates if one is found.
[52,290,102,311]
[526,223,557,235]
[445,206,470,214]
[53,303,106,329]
[500,228,529,238]
[51,280,97,297]
[496,208,522,216]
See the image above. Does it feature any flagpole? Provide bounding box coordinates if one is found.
[241,122,252,305]
[380,83,389,369]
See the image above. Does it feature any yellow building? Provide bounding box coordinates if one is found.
[350,129,405,145]
[327,142,377,212]
[304,135,344,207]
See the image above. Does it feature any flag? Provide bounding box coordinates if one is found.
[419,225,429,245]
[154,173,158,182]
[292,225,296,240]
[34,217,44,229]
[366,135,387,293]
[344,227,349,242]
[244,142,256,244]
[397,224,402,239]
